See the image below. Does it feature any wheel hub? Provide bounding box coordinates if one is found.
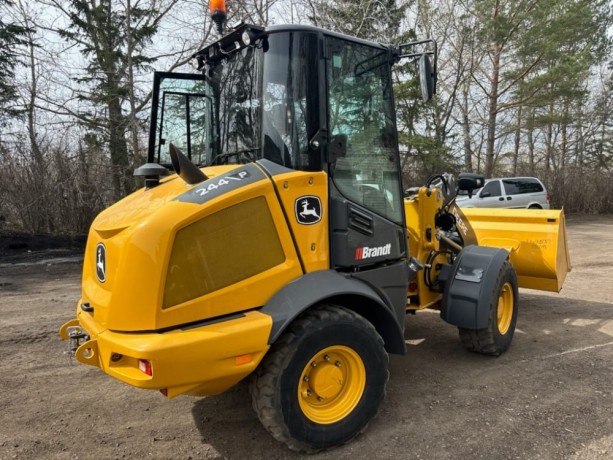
[308,359,343,400]
[298,345,366,424]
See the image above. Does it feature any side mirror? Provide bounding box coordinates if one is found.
[396,39,438,102]
[457,172,485,199]
[419,54,435,102]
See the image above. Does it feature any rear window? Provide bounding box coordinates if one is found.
[503,178,543,195]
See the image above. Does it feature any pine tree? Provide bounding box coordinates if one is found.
[468,0,611,177]
[0,0,29,126]
[55,0,161,198]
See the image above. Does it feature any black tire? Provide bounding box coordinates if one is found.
[459,260,518,356]
[528,204,542,209]
[250,305,388,453]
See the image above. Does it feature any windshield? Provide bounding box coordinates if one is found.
[149,31,320,170]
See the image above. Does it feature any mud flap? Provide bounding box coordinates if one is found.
[440,246,510,329]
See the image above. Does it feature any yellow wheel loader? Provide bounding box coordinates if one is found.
[60,15,570,453]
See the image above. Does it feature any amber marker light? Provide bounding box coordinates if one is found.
[234,354,253,366]
[209,0,227,34]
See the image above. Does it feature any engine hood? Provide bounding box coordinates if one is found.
[79,162,303,332]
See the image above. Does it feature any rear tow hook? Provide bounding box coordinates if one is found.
[64,326,90,363]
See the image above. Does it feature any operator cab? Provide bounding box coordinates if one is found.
[145,23,433,270]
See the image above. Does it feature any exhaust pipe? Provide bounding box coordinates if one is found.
[169,143,208,185]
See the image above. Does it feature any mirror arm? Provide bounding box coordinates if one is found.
[396,39,438,95]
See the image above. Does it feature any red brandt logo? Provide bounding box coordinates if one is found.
[355,243,392,260]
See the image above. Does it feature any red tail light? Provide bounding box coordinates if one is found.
[138,359,152,376]
[546,191,553,202]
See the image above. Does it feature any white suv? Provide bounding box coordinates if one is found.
[456,177,551,209]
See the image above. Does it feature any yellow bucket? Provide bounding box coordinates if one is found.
[459,208,571,292]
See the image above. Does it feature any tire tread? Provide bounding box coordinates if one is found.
[250,305,387,453]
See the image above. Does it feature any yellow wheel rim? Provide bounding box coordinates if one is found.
[297,345,366,424]
[497,282,514,335]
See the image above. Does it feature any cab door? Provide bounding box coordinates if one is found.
[147,72,214,167]
[324,36,407,269]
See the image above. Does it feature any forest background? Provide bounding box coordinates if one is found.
[1,0,612,235]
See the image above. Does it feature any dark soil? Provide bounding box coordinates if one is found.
[0,232,86,264]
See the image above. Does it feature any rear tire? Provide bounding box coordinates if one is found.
[250,305,388,452]
[459,260,518,356]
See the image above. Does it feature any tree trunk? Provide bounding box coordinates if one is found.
[560,100,569,173]
[484,0,501,178]
[545,101,554,178]
[461,80,473,172]
[126,0,142,167]
[107,94,130,200]
[512,105,522,176]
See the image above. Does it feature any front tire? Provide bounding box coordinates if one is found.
[250,305,388,452]
[459,260,518,356]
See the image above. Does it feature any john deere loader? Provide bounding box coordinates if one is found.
[60,8,570,452]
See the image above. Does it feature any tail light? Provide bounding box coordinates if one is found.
[138,359,152,376]
[546,191,553,202]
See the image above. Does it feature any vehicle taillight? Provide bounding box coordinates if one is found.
[546,192,553,202]
[138,359,152,376]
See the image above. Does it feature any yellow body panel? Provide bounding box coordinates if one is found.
[404,187,446,310]
[81,165,303,332]
[271,171,330,272]
[62,163,335,398]
[62,308,272,397]
[460,208,571,292]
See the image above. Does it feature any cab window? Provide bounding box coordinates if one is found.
[326,37,403,224]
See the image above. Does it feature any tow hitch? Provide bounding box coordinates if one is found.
[59,319,90,361]
[65,326,89,357]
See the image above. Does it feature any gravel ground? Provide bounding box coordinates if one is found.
[0,215,611,459]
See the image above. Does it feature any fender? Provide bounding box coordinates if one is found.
[261,269,407,354]
[440,245,510,329]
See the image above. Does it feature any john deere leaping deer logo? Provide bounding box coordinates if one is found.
[295,196,322,225]
[96,243,106,283]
